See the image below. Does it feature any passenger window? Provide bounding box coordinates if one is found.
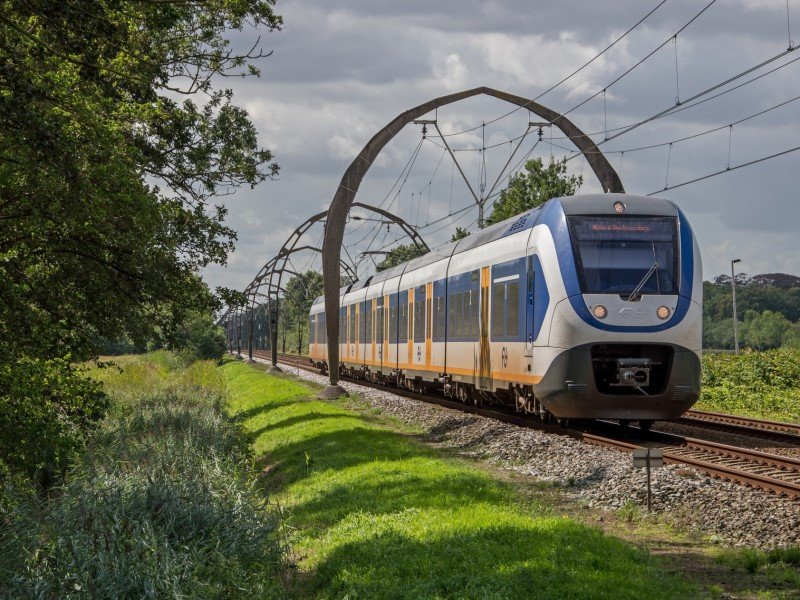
[389,303,397,343]
[399,302,408,343]
[365,303,372,343]
[492,284,505,337]
[507,281,519,336]
[469,289,479,338]
[414,289,425,343]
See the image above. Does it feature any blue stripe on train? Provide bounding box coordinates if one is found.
[536,198,694,333]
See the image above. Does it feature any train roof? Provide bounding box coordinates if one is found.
[311,193,677,306]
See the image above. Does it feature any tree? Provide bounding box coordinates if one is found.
[279,271,324,354]
[375,244,429,272]
[0,1,281,484]
[451,227,471,242]
[742,310,791,350]
[170,311,227,362]
[486,157,582,226]
[0,1,282,361]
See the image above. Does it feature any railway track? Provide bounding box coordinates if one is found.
[244,350,800,499]
[679,410,800,445]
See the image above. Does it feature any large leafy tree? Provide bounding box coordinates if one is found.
[486,157,582,226]
[279,270,323,354]
[0,1,282,359]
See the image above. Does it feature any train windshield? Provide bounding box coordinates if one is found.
[567,216,679,296]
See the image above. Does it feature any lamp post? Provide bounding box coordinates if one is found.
[731,258,742,354]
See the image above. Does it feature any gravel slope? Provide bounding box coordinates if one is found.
[262,358,800,549]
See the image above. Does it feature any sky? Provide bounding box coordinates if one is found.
[203,0,800,294]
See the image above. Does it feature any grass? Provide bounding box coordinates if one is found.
[224,360,698,599]
[1,353,285,599]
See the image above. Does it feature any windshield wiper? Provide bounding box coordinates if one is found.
[627,260,659,302]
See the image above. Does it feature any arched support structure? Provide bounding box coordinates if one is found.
[224,203,428,370]
[321,86,625,396]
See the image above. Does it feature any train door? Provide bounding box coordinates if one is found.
[526,255,535,357]
[377,295,385,371]
[425,282,432,372]
[412,285,426,369]
[478,266,492,390]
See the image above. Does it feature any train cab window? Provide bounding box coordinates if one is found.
[414,286,426,343]
[339,307,346,341]
[568,216,679,296]
[349,304,356,344]
[319,313,326,343]
[309,315,316,343]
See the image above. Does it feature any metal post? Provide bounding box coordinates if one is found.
[247,309,254,362]
[646,453,652,512]
[731,258,742,354]
[269,300,282,373]
[321,87,625,400]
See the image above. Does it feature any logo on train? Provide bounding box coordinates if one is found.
[501,347,508,368]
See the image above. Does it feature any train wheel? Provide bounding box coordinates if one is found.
[638,420,653,431]
[619,419,630,428]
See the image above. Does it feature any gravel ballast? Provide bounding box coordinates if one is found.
[260,358,800,549]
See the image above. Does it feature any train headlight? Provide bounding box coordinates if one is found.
[657,305,670,320]
[592,305,607,319]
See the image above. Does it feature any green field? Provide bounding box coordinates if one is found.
[224,359,697,599]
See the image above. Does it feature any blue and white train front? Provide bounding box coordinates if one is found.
[531,194,702,421]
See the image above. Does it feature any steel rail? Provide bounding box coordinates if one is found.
[249,351,800,499]
[682,409,800,439]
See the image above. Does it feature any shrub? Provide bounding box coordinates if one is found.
[0,365,284,598]
[699,348,800,421]
[170,311,227,363]
[0,357,107,490]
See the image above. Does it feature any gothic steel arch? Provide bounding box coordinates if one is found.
[231,203,428,367]
[320,86,625,395]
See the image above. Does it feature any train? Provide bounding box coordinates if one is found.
[308,193,702,428]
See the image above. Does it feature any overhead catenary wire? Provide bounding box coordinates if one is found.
[437,0,671,138]
[648,141,800,195]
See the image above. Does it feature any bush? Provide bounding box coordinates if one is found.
[0,357,107,490]
[0,360,285,598]
[698,348,800,421]
[170,311,227,363]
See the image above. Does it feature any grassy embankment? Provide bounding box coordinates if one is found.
[697,348,800,423]
[224,359,697,598]
[0,352,285,598]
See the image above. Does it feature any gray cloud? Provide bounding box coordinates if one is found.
[204,0,800,293]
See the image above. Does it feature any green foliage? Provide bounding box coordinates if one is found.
[698,348,800,422]
[0,357,107,488]
[450,226,471,242]
[375,243,429,272]
[0,1,281,361]
[486,157,582,226]
[717,546,800,581]
[0,356,285,598]
[703,275,800,349]
[224,361,697,599]
[170,310,227,362]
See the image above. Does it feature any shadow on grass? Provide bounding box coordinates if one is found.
[311,519,685,599]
